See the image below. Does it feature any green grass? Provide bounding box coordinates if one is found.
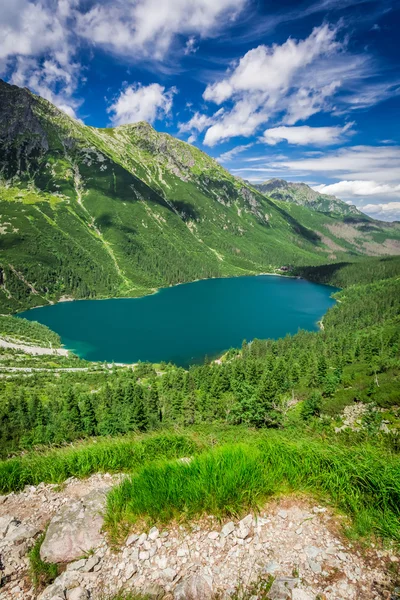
[28,533,59,590]
[0,433,202,493]
[105,436,400,543]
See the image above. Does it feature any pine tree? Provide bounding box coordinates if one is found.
[64,389,82,433]
[132,385,149,432]
[81,395,97,436]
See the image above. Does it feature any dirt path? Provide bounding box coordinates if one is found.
[0,476,398,600]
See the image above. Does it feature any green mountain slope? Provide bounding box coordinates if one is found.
[1,79,400,314]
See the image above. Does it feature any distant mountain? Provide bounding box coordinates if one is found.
[0,79,399,314]
[252,178,361,217]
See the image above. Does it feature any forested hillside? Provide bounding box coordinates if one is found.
[1,257,398,457]
[1,79,400,314]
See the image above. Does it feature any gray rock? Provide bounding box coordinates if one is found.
[163,567,177,582]
[66,587,90,600]
[148,527,159,541]
[81,555,100,572]
[292,591,314,600]
[40,489,108,563]
[267,577,299,600]
[174,575,213,600]
[125,563,137,580]
[305,545,320,559]
[0,515,18,538]
[221,522,235,537]
[308,559,322,574]
[137,532,147,546]
[6,522,41,544]
[37,582,65,600]
[208,531,219,540]
[67,558,87,571]
[277,510,288,520]
[126,533,139,546]
[262,561,280,575]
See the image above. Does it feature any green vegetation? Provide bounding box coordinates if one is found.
[0,433,201,493]
[0,315,61,347]
[1,262,398,456]
[28,533,59,590]
[105,437,400,542]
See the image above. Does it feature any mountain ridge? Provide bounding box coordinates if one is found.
[252,178,362,217]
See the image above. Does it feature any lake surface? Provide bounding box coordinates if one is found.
[19,276,338,367]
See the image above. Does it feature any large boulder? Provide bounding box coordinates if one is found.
[40,489,109,563]
[174,575,213,600]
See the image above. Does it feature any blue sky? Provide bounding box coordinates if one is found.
[1,0,400,220]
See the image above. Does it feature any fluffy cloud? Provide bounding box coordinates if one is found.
[262,124,354,146]
[0,0,80,117]
[360,202,400,221]
[271,146,400,183]
[77,0,247,60]
[314,180,400,197]
[201,24,353,145]
[108,83,176,126]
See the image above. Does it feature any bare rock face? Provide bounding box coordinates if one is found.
[40,489,109,563]
[173,575,214,600]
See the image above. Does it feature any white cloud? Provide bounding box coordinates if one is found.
[271,145,400,183]
[0,0,81,118]
[184,36,198,55]
[217,143,253,162]
[77,0,247,60]
[262,124,354,146]
[108,83,176,126]
[361,202,400,221]
[178,111,216,134]
[314,180,400,197]
[202,24,348,145]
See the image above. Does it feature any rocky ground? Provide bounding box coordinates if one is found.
[0,474,399,600]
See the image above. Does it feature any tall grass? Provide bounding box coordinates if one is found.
[0,433,202,493]
[105,437,400,543]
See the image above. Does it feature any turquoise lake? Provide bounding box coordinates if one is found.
[19,276,338,367]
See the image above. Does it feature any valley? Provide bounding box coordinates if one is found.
[0,81,399,600]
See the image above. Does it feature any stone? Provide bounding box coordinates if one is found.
[137,532,148,546]
[126,533,139,546]
[67,558,87,571]
[37,582,65,600]
[40,489,108,563]
[262,561,280,575]
[82,555,100,572]
[6,522,41,544]
[221,522,235,537]
[0,515,18,538]
[162,567,177,582]
[267,577,299,600]
[308,559,322,574]
[305,546,321,559]
[292,591,314,600]
[66,587,90,600]
[125,563,137,580]
[208,531,219,540]
[174,575,213,600]
[277,510,288,520]
[149,527,159,541]
[139,550,150,560]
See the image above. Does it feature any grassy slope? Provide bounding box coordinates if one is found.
[1,80,400,314]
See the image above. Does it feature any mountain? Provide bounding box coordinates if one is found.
[252,178,361,216]
[1,80,400,314]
